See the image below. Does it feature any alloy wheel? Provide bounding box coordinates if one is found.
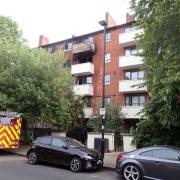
[123,164,141,180]
[70,157,82,172]
[28,152,37,165]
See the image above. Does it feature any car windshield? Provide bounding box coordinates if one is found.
[65,138,85,148]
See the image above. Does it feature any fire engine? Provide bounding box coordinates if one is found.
[0,111,22,149]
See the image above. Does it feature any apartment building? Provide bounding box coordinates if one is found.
[39,13,148,133]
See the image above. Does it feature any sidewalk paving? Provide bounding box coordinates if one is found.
[7,146,120,170]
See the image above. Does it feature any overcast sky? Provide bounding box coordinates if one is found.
[0,0,131,47]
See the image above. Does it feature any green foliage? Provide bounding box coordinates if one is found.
[131,0,180,147]
[87,104,125,149]
[0,15,84,129]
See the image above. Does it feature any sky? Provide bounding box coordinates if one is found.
[0,0,131,47]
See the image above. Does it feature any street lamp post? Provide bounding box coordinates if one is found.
[99,20,107,158]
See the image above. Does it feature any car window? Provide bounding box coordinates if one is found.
[153,149,180,160]
[64,138,85,148]
[140,150,153,157]
[52,138,67,148]
[39,137,51,145]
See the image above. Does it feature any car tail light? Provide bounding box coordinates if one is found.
[116,154,125,161]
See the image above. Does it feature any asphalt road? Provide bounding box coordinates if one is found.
[0,152,120,180]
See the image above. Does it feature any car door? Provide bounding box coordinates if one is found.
[37,137,53,162]
[152,149,180,180]
[51,138,71,165]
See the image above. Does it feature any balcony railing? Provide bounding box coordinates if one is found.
[71,62,94,76]
[72,42,95,54]
[119,29,143,47]
[73,84,93,96]
[119,80,147,93]
[119,56,143,69]
[121,106,143,119]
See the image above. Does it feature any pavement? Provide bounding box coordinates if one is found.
[7,145,120,169]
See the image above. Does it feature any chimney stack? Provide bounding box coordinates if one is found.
[126,13,134,23]
[39,35,49,47]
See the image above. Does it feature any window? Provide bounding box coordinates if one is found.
[124,26,136,33]
[63,60,71,69]
[64,42,72,51]
[106,33,111,42]
[50,46,56,53]
[52,138,67,148]
[84,36,94,43]
[124,48,142,56]
[104,74,111,85]
[104,97,110,104]
[125,71,144,80]
[84,97,91,107]
[40,137,51,145]
[125,95,145,106]
[76,76,92,85]
[105,53,111,63]
[140,150,153,157]
[153,149,180,160]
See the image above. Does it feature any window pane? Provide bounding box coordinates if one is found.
[52,138,66,148]
[125,49,131,56]
[125,72,131,80]
[105,75,110,85]
[153,149,180,160]
[105,97,110,104]
[132,96,139,106]
[87,77,92,84]
[125,27,131,33]
[131,49,138,55]
[106,33,111,41]
[131,72,138,80]
[138,71,144,79]
[105,53,111,63]
[139,96,145,105]
[40,137,51,145]
[140,150,153,157]
[125,96,131,106]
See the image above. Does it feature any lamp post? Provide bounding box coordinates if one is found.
[98,20,107,158]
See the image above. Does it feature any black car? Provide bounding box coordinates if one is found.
[27,136,103,172]
[116,146,180,180]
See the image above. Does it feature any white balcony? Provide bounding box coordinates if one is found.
[119,29,143,47]
[119,80,147,93]
[83,107,93,118]
[71,62,94,76]
[72,42,95,54]
[73,84,93,96]
[119,56,143,69]
[121,106,143,119]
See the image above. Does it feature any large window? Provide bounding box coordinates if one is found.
[125,70,144,80]
[124,26,136,33]
[125,48,143,56]
[52,138,67,148]
[39,137,52,145]
[153,149,180,160]
[105,53,111,63]
[104,74,111,85]
[76,76,92,85]
[64,42,72,51]
[125,95,145,106]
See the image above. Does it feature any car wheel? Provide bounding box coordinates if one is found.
[123,164,141,180]
[28,152,38,165]
[70,157,82,173]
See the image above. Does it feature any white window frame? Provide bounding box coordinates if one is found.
[64,42,72,51]
[104,74,111,85]
[105,33,111,42]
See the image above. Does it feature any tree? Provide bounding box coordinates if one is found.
[0,16,84,130]
[131,0,180,147]
[87,104,125,150]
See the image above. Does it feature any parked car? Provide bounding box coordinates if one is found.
[116,146,180,180]
[27,136,103,172]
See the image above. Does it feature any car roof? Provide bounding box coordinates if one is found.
[127,145,180,155]
[37,136,73,141]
